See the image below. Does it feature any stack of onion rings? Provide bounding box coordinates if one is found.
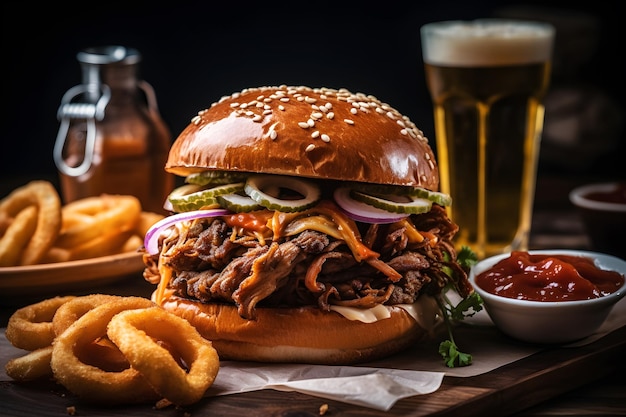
[1,181,165,265]
[4,294,220,406]
[51,194,143,262]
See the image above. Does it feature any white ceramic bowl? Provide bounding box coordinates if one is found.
[469,250,626,344]
[569,182,626,258]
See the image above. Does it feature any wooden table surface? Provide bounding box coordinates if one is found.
[1,173,625,416]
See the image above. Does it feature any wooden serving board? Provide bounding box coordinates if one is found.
[2,325,624,416]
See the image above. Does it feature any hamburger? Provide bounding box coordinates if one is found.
[142,85,476,365]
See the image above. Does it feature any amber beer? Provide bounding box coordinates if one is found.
[421,20,554,258]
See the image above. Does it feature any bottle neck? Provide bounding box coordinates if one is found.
[81,62,141,103]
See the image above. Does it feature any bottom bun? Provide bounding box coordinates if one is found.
[157,291,430,365]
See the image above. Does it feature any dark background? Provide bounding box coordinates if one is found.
[2,1,624,185]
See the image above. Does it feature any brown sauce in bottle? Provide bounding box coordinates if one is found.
[55,46,173,214]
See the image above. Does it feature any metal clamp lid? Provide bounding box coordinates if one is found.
[53,84,111,177]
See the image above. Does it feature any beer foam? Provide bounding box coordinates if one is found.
[421,20,554,66]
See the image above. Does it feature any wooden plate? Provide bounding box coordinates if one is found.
[0,252,145,297]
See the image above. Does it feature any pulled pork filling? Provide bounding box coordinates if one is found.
[144,204,471,320]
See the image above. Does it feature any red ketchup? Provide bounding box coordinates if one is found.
[475,251,625,301]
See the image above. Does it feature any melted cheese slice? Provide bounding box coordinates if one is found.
[329,295,442,332]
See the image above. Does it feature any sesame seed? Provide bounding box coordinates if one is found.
[218,85,432,150]
[191,115,202,125]
[306,144,315,152]
[428,160,435,169]
[321,134,330,142]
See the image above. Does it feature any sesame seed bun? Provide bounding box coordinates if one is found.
[165,85,439,190]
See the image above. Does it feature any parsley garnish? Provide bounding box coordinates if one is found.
[437,246,483,367]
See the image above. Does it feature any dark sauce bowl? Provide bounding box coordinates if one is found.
[469,250,626,344]
[569,182,626,258]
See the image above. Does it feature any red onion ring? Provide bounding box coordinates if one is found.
[333,187,409,224]
[143,209,231,255]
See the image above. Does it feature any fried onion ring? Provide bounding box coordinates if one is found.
[52,294,121,337]
[5,296,76,351]
[55,195,141,249]
[65,228,135,261]
[107,307,220,405]
[0,205,38,266]
[51,296,159,405]
[0,180,62,266]
[5,345,54,381]
[39,246,72,264]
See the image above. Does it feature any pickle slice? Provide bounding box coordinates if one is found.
[350,189,432,214]
[347,182,451,207]
[244,175,321,212]
[216,193,262,212]
[185,170,249,186]
[168,183,245,212]
[408,188,452,207]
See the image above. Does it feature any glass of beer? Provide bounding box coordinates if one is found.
[420,19,555,259]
